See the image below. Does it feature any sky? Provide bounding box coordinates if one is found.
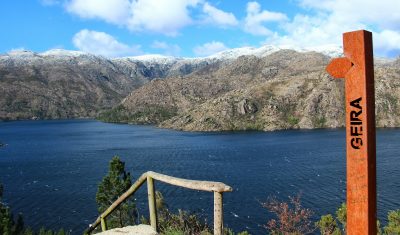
[1,0,400,58]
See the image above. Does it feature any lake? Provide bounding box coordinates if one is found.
[0,120,399,234]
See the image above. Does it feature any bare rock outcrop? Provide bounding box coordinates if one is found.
[117,51,400,131]
[2,48,399,132]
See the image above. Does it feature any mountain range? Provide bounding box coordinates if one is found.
[0,46,399,131]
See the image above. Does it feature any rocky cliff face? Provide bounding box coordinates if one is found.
[111,51,400,131]
[1,48,399,132]
[0,49,248,121]
[0,50,149,120]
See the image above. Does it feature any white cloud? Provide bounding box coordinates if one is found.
[128,0,200,36]
[265,13,357,48]
[264,0,400,57]
[298,0,400,31]
[72,29,142,57]
[65,0,201,36]
[244,1,288,36]
[66,0,131,25]
[193,41,228,56]
[202,2,238,27]
[151,41,181,56]
[375,30,400,56]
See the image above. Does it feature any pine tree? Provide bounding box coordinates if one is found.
[335,203,346,233]
[96,156,137,229]
[0,183,15,235]
[14,214,25,235]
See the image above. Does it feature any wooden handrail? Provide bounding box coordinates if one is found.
[85,171,232,235]
[147,171,232,193]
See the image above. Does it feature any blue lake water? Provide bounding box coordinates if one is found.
[0,120,399,234]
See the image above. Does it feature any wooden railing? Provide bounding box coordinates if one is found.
[85,171,233,235]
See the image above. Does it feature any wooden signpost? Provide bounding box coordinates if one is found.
[326,30,376,234]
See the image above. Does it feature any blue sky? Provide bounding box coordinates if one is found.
[1,0,400,57]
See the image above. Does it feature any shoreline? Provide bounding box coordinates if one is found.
[2,118,400,133]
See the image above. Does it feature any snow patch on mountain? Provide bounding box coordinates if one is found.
[201,44,343,60]
[0,44,348,66]
[117,54,182,65]
[117,44,343,65]
[40,49,90,57]
[6,50,38,57]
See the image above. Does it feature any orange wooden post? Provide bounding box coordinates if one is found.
[326,30,376,234]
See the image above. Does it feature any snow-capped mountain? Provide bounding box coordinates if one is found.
[1,44,343,67]
[114,44,343,65]
[5,49,90,58]
[1,45,397,123]
[201,44,343,60]
[40,49,90,57]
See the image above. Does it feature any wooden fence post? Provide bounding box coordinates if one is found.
[147,176,158,231]
[214,192,223,235]
[100,217,107,231]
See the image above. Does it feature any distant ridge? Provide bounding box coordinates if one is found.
[1,46,399,131]
[100,49,400,131]
[5,44,344,61]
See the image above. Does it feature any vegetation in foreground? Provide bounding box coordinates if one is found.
[315,203,400,235]
[95,156,250,235]
[264,195,400,235]
[95,156,137,228]
[96,157,400,234]
[262,195,314,234]
[1,156,400,234]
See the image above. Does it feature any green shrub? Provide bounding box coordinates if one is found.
[312,116,327,128]
[287,115,300,126]
[316,203,400,235]
[335,203,346,230]
[315,214,341,235]
[145,191,249,235]
[155,191,211,235]
[384,210,400,235]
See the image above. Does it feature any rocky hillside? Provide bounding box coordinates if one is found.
[1,47,399,132]
[0,50,149,120]
[103,51,400,131]
[1,46,290,121]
